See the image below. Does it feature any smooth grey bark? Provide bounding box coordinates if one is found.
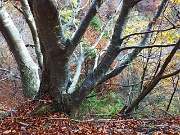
[0,7,40,98]
[30,0,70,112]
[71,0,104,51]
[28,0,140,114]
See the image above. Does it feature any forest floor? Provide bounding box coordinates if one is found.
[0,96,179,134]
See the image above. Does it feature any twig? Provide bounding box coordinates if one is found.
[118,44,177,52]
[16,121,29,126]
[122,26,177,41]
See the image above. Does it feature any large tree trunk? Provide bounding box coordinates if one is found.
[29,0,73,113]
[0,7,40,98]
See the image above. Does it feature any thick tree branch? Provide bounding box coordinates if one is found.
[111,0,132,46]
[71,0,133,112]
[118,44,177,51]
[84,0,122,57]
[70,0,103,51]
[66,0,123,93]
[158,45,180,75]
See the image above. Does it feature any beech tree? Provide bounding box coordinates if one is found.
[0,0,179,115]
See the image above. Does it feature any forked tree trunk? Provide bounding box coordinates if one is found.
[28,0,104,115]
[29,0,73,114]
[28,0,134,115]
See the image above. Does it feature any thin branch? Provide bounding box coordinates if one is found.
[118,44,177,51]
[121,26,177,41]
[79,0,90,10]
[160,68,180,79]
[164,15,176,27]
[123,39,180,114]
[67,58,84,94]
[67,43,84,94]
[63,0,81,32]
[166,75,179,111]
[84,0,122,57]
[93,49,107,70]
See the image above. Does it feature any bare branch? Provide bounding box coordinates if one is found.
[118,44,177,51]
[63,0,81,32]
[111,0,132,46]
[80,0,90,10]
[160,68,180,79]
[84,0,122,57]
[98,0,169,85]
[158,43,180,76]
[166,75,179,111]
[70,0,103,50]
[121,26,177,41]
[67,43,84,94]
[123,39,180,114]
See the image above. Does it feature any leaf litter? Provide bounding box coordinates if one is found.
[0,99,179,135]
